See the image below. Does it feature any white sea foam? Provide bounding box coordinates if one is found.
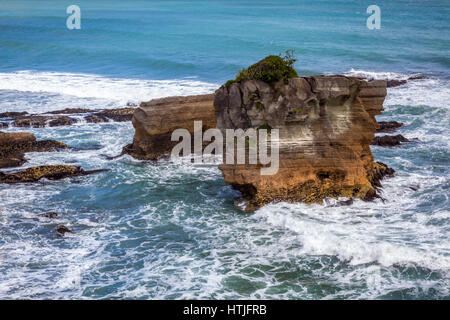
[345,69,450,109]
[0,70,218,113]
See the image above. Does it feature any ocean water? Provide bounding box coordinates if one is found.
[0,0,449,299]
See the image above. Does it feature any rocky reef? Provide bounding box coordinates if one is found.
[123,94,216,160]
[214,75,393,210]
[0,107,136,128]
[0,165,105,183]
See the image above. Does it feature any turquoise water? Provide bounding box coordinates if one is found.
[0,0,449,299]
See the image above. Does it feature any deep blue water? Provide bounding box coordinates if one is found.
[0,0,449,299]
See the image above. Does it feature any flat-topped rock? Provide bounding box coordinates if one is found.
[214,75,392,210]
[124,94,215,160]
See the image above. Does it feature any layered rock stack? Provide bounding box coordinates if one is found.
[123,94,216,160]
[214,75,392,210]
[125,55,394,210]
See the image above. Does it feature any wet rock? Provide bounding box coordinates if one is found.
[0,122,8,128]
[49,108,94,114]
[0,111,28,118]
[386,79,408,88]
[84,114,110,123]
[13,116,50,128]
[48,116,77,127]
[55,225,72,236]
[408,75,426,81]
[93,107,136,122]
[0,165,107,183]
[371,134,410,147]
[12,115,77,128]
[37,212,58,219]
[377,121,404,133]
[0,132,69,168]
[337,198,354,206]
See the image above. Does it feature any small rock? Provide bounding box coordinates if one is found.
[408,75,426,81]
[0,165,107,183]
[55,225,72,236]
[337,198,354,206]
[48,116,77,127]
[84,114,109,123]
[37,212,58,219]
[49,108,94,114]
[371,134,410,147]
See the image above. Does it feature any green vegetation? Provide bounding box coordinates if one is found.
[258,123,272,132]
[255,101,265,111]
[225,50,298,87]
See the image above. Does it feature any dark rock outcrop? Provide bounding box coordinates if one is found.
[55,225,73,236]
[0,132,69,168]
[124,94,215,160]
[49,108,94,114]
[376,121,404,133]
[0,107,136,128]
[37,212,58,219]
[371,134,410,147]
[12,115,77,128]
[85,107,136,123]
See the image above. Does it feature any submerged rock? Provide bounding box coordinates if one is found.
[0,165,106,183]
[0,112,28,118]
[371,134,410,147]
[0,108,136,128]
[0,132,69,168]
[49,108,94,114]
[54,225,73,236]
[215,75,391,210]
[37,212,58,219]
[376,121,404,133]
[386,79,407,88]
[124,94,215,160]
[85,108,136,123]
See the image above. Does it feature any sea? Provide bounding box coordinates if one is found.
[0,0,449,299]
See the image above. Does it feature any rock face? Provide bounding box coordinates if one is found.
[124,94,215,160]
[0,132,69,168]
[214,75,392,210]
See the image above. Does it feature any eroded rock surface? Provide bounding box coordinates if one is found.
[124,94,215,160]
[214,75,393,210]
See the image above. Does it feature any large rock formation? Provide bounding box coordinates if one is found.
[124,94,215,160]
[214,75,393,210]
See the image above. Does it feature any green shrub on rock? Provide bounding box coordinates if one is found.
[225,50,298,87]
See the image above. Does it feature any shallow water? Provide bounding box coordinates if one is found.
[0,0,449,299]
